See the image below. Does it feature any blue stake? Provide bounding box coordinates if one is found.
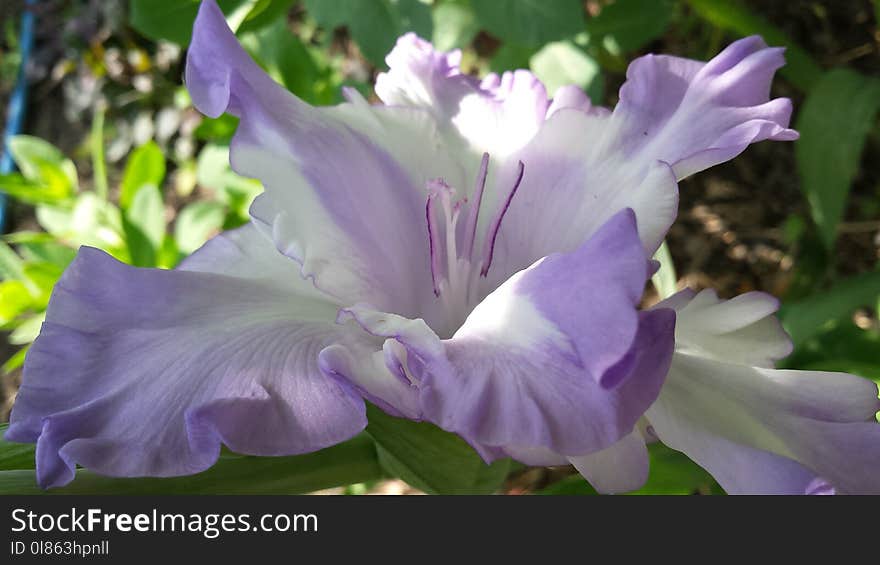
[1,0,37,232]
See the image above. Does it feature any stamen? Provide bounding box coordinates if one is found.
[423,157,525,331]
[443,193,460,284]
[425,180,450,296]
[461,152,490,261]
[480,161,525,277]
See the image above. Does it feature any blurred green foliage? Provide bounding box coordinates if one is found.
[0,0,878,495]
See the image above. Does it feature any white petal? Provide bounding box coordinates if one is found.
[568,430,649,494]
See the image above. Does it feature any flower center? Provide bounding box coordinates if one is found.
[425,152,525,329]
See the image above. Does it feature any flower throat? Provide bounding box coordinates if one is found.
[425,152,525,327]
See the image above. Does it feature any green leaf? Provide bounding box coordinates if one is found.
[35,205,73,239]
[0,429,384,495]
[22,261,63,308]
[60,194,128,256]
[120,141,166,210]
[33,196,125,260]
[0,173,70,205]
[795,69,880,249]
[0,424,36,471]
[239,19,327,104]
[129,0,250,46]
[630,444,722,495]
[394,0,433,40]
[471,0,584,46]
[196,144,263,218]
[432,0,479,51]
[175,201,227,254]
[685,0,822,91]
[157,235,183,269]
[8,135,78,198]
[0,240,26,281]
[586,0,672,54]
[2,346,28,374]
[529,41,602,102]
[490,43,536,74]
[194,114,240,143]
[0,280,32,324]
[304,0,433,67]
[302,0,350,29]
[9,312,45,346]
[123,185,166,267]
[236,0,296,34]
[3,231,59,245]
[779,270,880,348]
[782,319,880,378]
[366,405,510,494]
[13,239,76,270]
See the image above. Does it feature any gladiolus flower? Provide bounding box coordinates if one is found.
[9,0,877,494]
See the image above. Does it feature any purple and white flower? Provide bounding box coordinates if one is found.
[7,0,878,494]
[639,290,880,494]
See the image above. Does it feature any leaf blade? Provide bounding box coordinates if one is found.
[795,69,880,249]
[471,0,585,46]
[120,141,166,210]
[0,426,384,495]
[366,405,510,494]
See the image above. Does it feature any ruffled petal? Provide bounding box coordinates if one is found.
[187,2,455,318]
[370,35,794,291]
[319,339,421,420]
[376,33,549,157]
[656,289,792,367]
[645,290,880,494]
[476,37,796,282]
[611,36,798,180]
[274,32,793,313]
[375,35,646,286]
[5,225,368,488]
[333,210,676,458]
[546,85,608,118]
[647,354,880,494]
[374,33,475,116]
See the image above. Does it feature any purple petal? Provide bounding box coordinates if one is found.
[613,35,798,180]
[372,33,680,273]
[485,150,679,290]
[187,1,448,320]
[663,431,834,495]
[462,36,794,286]
[5,225,367,488]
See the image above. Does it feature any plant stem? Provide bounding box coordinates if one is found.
[0,433,385,495]
[91,105,109,200]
